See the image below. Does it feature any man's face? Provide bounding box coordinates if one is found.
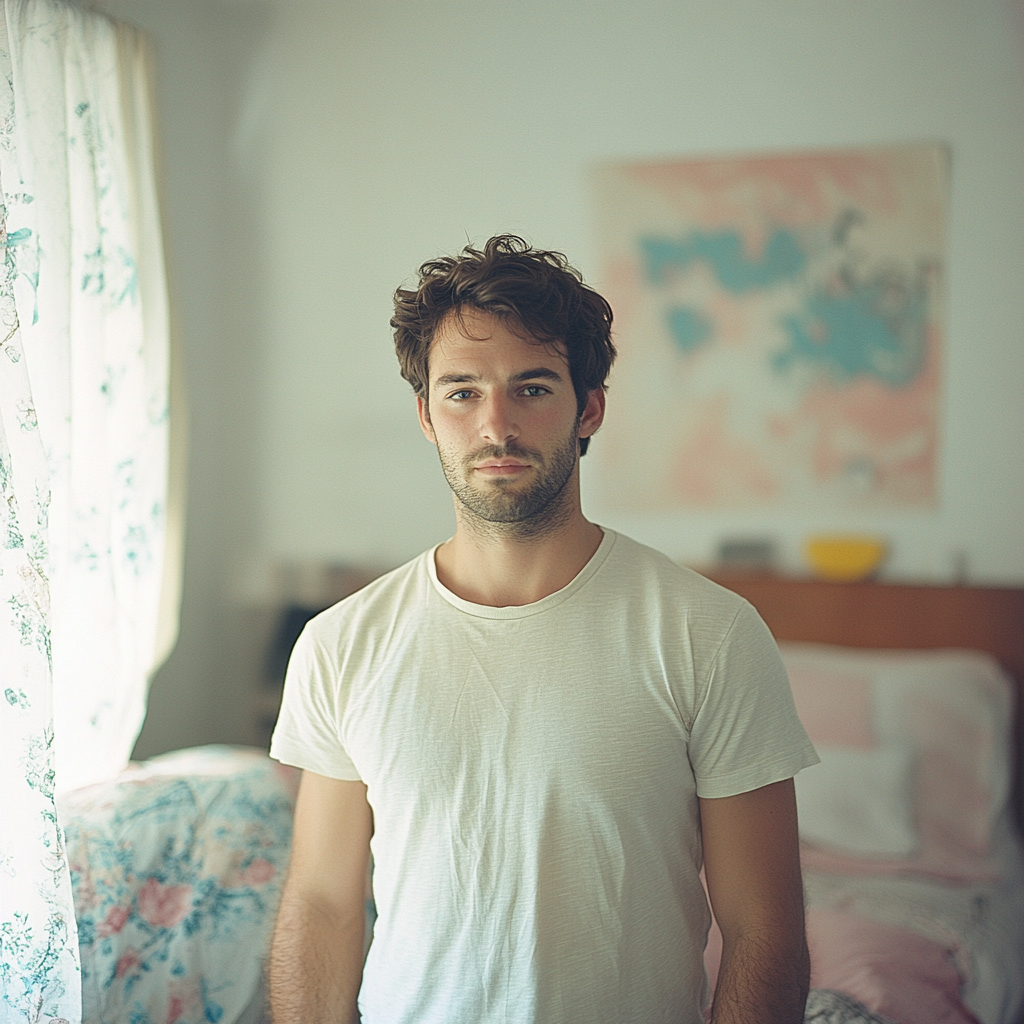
[417,309,604,529]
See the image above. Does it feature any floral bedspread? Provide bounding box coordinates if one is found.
[58,746,299,1024]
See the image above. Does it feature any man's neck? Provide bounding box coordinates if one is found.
[434,509,604,607]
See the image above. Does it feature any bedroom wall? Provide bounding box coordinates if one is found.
[96,0,1024,756]
[232,0,1024,589]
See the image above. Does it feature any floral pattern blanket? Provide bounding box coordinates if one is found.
[59,746,298,1024]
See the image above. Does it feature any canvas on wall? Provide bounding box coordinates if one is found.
[589,143,948,512]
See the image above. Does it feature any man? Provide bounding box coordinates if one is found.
[268,235,818,1024]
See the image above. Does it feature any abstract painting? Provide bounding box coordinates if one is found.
[590,143,948,511]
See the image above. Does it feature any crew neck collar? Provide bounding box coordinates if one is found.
[427,528,616,619]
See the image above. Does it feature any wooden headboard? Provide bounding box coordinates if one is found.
[705,573,1024,829]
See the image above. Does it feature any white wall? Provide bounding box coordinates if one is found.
[100,0,1024,755]
[235,0,1024,585]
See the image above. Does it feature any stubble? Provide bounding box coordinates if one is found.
[435,426,580,540]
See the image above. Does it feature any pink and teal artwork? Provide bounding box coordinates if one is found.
[590,143,947,510]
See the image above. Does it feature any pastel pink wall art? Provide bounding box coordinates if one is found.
[590,144,948,511]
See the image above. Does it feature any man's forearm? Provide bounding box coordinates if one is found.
[710,928,809,1024]
[269,890,365,1024]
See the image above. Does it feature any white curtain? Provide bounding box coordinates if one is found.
[0,1,179,1020]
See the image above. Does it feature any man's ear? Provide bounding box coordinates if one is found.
[417,396,436,444]
[578,388,606,441]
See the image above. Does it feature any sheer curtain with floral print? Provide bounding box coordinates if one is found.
[1,1,181,1020]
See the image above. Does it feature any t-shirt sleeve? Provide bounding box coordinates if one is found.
[268,622,362,781]
[688,599,819,799]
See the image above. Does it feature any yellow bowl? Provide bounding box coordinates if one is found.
[804,536,887,582]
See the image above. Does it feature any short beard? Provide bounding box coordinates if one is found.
[436,422,580,540]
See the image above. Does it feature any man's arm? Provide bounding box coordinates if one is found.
[269,770,373,1024]
[699,778,809,1024]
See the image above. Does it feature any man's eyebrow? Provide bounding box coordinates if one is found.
[510,367,564,384]
[432,367,565,389]
[433,371,482,389]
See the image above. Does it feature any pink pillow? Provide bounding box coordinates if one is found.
[786,664,875,749]
[781,645,1017,883]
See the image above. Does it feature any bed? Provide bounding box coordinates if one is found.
[58,576,1024,1024]
[59,747,300,1024]
[703,573,1024,1024]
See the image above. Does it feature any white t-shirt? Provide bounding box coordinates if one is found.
[271,529,818,1024]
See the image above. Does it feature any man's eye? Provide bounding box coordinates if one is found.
[522,386,549,397]
[449,390,474,401]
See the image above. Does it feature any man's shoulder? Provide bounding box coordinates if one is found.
[603,531,748,611]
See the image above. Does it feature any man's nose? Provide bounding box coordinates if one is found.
[480,393,519,445]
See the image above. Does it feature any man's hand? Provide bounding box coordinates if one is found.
[700,778,809,1024]
[269,771,373,1024]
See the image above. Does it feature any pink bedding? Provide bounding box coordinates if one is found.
[806,910,978,1024]
[703,910,978,1024]
[702,645,1024,1024]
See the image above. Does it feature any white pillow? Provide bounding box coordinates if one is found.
[795,744,918,858]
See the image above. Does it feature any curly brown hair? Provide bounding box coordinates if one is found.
[391,235,616,455]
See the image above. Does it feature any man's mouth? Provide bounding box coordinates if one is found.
[474,459,531,475]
